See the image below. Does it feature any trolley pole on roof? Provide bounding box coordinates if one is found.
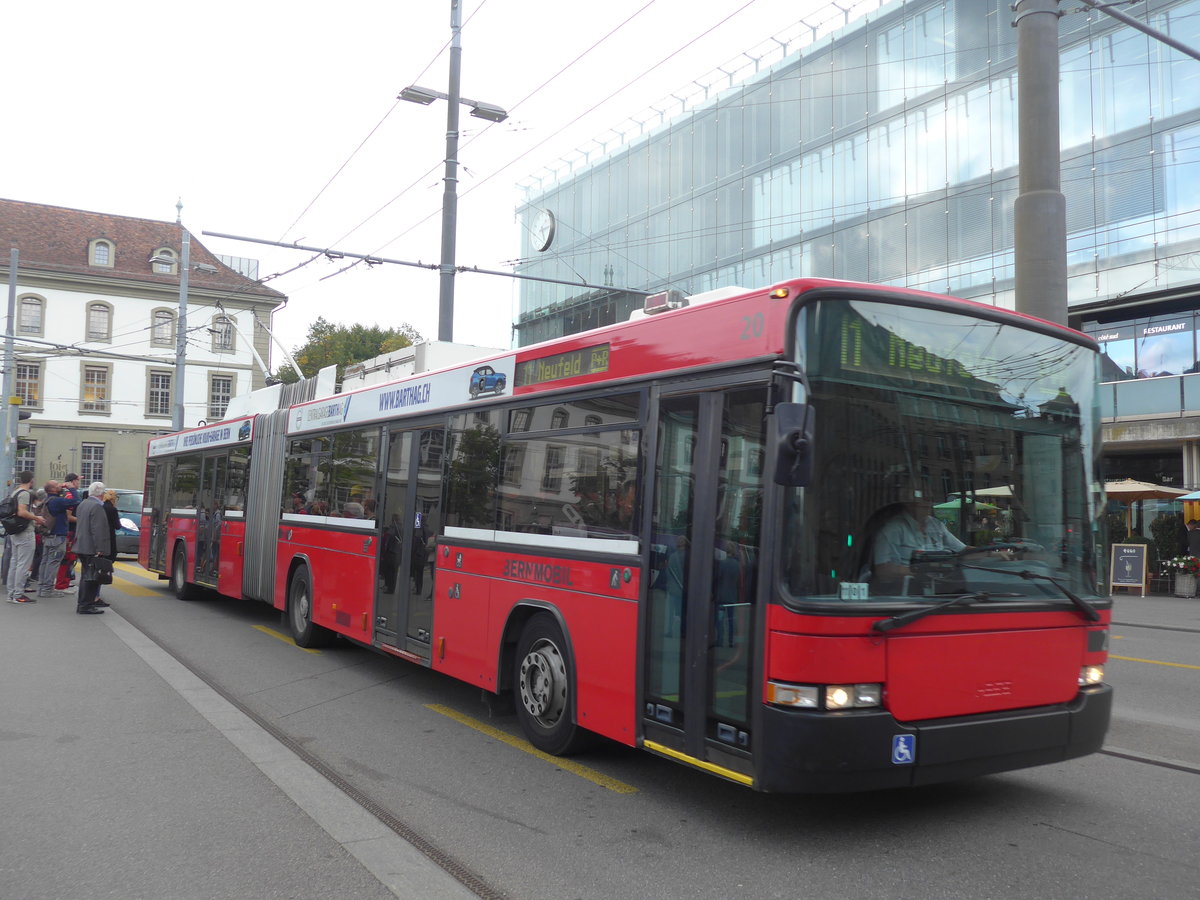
[1013,0,1067,326]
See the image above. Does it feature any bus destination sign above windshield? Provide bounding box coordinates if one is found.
[837,309,983,392]
[515,343,610,388]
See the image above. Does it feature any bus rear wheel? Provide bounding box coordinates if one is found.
[170,545,196,600]
[514,613,591,756]
[287,566,334,648]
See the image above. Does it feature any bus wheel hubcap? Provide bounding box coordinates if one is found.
[520,640,566,725]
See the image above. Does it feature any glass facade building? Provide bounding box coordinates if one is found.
[514,0,1200,358]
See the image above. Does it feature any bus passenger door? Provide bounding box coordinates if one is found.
[644,387,766,772]
[374,427,442,660]
[147,459,171,572]
[195,453,227,587]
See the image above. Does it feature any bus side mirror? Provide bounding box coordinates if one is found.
[773,402,815,487]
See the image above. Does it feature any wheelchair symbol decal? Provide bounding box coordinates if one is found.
[892,734,916,765]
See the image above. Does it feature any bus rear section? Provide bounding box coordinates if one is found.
[142,417,256,600]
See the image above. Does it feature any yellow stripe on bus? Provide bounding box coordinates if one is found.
[642,739,755,787]
[426,704,638,794]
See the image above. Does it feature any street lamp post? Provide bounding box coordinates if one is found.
[400,0,507,343]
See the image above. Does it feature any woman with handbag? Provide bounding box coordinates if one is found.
[72,482,113,615]
[97,488,122,606]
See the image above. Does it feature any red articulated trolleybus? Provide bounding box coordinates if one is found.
[141,278,1112,792]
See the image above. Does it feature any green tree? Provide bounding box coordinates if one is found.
[273,317,422,384]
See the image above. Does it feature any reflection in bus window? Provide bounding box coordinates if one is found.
[172,454,200,510]
[497,429,639,543]
[445,410,502,529]
[282,429,379,519]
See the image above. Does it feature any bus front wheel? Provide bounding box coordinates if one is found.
[287,566,334,648]
[514,613,591,756]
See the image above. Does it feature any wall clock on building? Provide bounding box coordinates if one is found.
[532,208,556,252]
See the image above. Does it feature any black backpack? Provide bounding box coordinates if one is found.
[0,490,29,534]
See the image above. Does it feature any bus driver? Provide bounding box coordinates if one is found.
[871,489,1011,591]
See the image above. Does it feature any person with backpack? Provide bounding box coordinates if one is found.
[5,471,46,604]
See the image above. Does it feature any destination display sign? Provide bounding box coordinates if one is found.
[515,343,610,388]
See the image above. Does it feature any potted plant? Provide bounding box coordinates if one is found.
[1164,555,1200,597]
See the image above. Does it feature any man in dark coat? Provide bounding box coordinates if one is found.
[72,482,112,615]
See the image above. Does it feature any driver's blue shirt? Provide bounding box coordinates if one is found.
[873,511,966,568]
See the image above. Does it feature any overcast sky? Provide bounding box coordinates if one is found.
[4,0,857,368]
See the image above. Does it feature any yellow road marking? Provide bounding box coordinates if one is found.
[253,625,321,654]
[1111,654,1200,671]
[426,703,638,794]
[114,561,157,580]
[111,576,161,597]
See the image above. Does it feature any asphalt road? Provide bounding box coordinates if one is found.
[98,564,1200,899]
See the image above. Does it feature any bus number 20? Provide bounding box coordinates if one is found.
[739,313,764,340]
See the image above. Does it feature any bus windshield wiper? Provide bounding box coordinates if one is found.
[1014,570,1102,622]
[872,592,1021,633]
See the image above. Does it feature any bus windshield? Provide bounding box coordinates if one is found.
[783,297,1106,606]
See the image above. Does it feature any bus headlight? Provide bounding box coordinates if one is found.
[1079,665,1104,686]
[825,684,882,709]
[766,681,882,710]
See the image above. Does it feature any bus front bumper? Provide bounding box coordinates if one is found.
[754,684,1112,793]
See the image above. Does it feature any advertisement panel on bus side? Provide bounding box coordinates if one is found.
[288,355,518,435]
[148,417,255,457]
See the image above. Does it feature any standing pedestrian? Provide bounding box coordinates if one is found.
[27,488,48,595]
[37,481,80,599]
[1187,519,1200,558]
[72,481,111,615]
[95,488,122,607]
[56,473,82,590]
[5,471,46,604]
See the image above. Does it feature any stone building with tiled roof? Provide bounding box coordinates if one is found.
[0,198,285,489]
